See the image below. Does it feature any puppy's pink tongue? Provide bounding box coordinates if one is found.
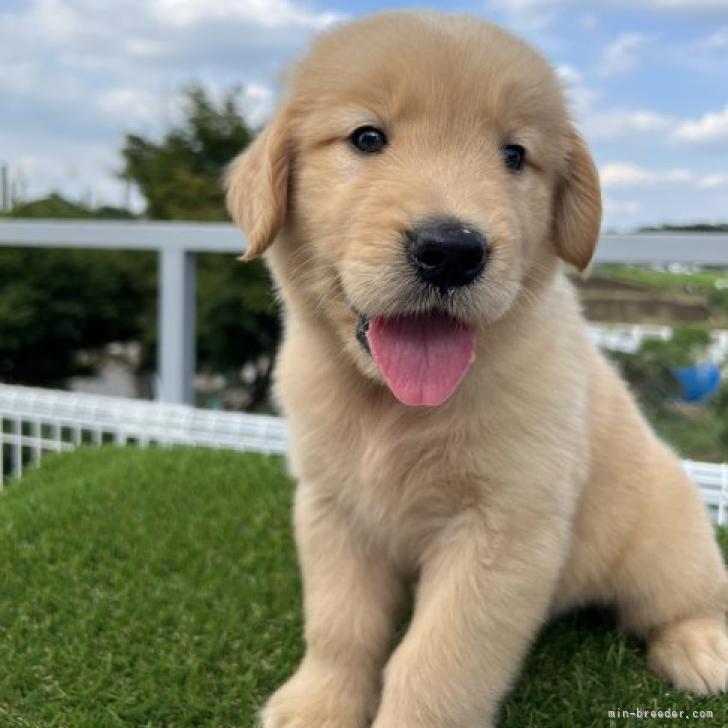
[368,312,476,407]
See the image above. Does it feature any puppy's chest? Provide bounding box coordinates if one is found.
[284,359,586,568]
[306,420,493,567]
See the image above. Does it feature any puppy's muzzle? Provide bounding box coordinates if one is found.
[406,218,488,290]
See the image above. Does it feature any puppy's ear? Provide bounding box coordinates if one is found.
[553,128,602,272]
[225,106,292,260]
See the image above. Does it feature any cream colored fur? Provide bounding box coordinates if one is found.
[225,12,728,727]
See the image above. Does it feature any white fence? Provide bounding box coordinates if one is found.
[0,384,287,486]
[1,384,726,526]
[687,460,728,526]
[589,324,728,362]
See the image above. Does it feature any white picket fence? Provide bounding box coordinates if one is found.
[684,460,728,526]
[0,384,287,486]
[1,383,726,525]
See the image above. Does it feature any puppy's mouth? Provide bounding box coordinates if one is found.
[355,311,476,407]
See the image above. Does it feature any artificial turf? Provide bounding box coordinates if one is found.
[0,447,726,727]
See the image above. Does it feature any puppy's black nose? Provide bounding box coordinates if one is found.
[407,219,487,289]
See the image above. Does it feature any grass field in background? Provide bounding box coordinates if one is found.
[592,264,728,296]
[1,447,726,727]
[590,263,728,328]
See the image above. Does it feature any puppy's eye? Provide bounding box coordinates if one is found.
[502,144,526,173]
[350,126,388,154]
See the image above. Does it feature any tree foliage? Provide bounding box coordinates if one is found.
[121,85,252,221]
[0,192,152,387]
[119,85,279,409]
[8,193,135,220]
[0,247,154,387]
[1,85,278,410]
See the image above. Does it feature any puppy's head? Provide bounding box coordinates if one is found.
[226,12,601,406]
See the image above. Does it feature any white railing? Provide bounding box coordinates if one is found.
[685,460,728,526]
[589,324,728,362]
[0,384,287,486]
[1,383,726,526]
[2,220,728,405]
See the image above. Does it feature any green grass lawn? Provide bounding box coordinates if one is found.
[1,447,727,727]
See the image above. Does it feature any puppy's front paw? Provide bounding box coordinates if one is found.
[260,663,374,728]
[648,616,728,695]
[260,688,369,728]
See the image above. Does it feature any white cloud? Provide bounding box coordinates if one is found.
[555,68,674,141]
[486,0,564,31]
[703,26,728,49]
[487,0,728,28]
[97,87,173,128]
[556,64,582,86]
[556,64,603,117]
[2,0,726,230]
[673,105,728,143]
[601,163,690,187]
[0,0,343,204]
[598,32,652,77]
[238,84,275,127]
[483,1,728,226]
[679,26,728,73]
[698,173,728,189]
[604,197,643,217]
[151,0,341,30]
[583,108,673,139]
[490,0,728,12]
[488,0,558,9]
[600,166,728,228]
[600,162,728,189]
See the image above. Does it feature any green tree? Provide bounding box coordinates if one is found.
[121,85,252,221]
[8,193,135,220]
[0,192,152,387]
[0,247,154,387]
[121,85,279,410]
[2,86,278,410]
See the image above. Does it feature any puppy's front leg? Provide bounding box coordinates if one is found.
[372,509,568,728]
[261,482,405,728]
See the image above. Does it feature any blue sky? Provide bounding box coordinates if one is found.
[1,0,727,229]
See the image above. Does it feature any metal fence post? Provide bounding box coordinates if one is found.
[158,247,196,404]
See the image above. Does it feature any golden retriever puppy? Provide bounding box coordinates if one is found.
[226,11,728,727]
